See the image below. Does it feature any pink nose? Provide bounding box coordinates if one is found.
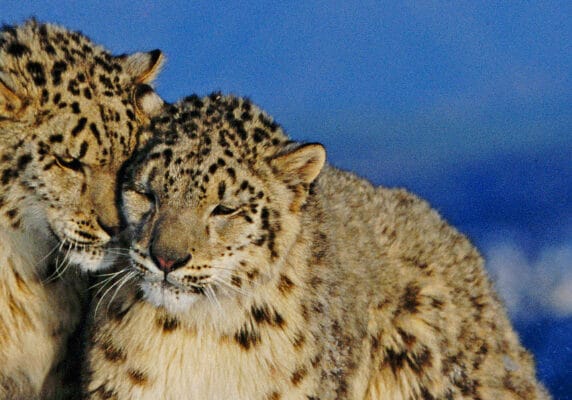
[151,252,192,273]
[156,256,175,272]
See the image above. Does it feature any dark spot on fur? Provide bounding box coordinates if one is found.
[26,62,46,86]
[51,61,67,85]
[420,387,436,400]
[17,154,32,169]
[225,167,236,182]
[382,348,407,374]
[40,88,49,105]
[309,275,323,289]
[67,79,80,96]
[162,148,172,167]
[430,297,444,310]
[301,303,310,322]
[400,283,421,314]
[251,303,285,327]
[234,324,261,349]
[89,123,102,144]
[231,275,242,288]
[397,328,417,348]
[454,368,478,396]
[291,366,308,386]
[277,274,295,295]
[312,301,324,314]
[71,117,87,136]
[157,314,179,332]
[370,334,380,357]
[127,369,148,386]
[1,168,17,185]
[266,392,281,400]
[292,331,306,350]
[6,42,30,57]
[49,134,63,143]
[218,181,226,200]
[89,384,118,400]
[409,346,432,375]
[253,127,268,143]
[101,341,126,363]
[5,208,17,219]
[246,269,259,281]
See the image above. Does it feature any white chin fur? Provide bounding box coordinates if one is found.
[141,281,200,314]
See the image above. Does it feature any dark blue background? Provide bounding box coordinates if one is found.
[2,2,571,397]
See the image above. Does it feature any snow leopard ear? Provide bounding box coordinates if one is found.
[0,77,23,121]
[271,143,326,186]
[117,49,165,84]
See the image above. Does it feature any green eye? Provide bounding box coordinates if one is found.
[211,204,237,216]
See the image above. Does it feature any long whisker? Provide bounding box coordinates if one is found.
[53,240,65,270]
[90,276,115,291]
[204,285,222,311]
[105,271,137,316]
[94,269,134,317]
[93,267,131,279]
[89,270,128,291]
[93,267,130,296]
[35,240,61,269]
[42,240,70,283]
[92,268,126,295]
[57,241,75,276]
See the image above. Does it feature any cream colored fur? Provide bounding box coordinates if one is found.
[85,94,549,399]
[0,20,164,399]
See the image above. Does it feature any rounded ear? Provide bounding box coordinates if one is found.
[117,49,165,84]
[0,78,23,121]
[271,143,326,185]
[134,84,165,119]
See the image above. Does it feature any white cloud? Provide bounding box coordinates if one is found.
[484,234,572,321]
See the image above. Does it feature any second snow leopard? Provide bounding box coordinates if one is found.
[85,94,549,399]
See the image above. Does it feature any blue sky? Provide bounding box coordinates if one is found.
[2,1,571,397]
[5,1,569,184]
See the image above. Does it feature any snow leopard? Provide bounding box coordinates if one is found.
[84,94,549,399]
[0,19,164,399]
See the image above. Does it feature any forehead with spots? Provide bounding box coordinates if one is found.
[131,94,291,201]
[42,97,141,168]
[0,20,146,94]
[0,20,156,165]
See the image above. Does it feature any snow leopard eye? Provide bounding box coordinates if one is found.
[210,204,237,216]
[54,155,84,172]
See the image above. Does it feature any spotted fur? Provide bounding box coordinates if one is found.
[0,20,164,399]
[85,94,549,399]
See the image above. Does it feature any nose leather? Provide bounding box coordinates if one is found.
[150,249,191,273]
